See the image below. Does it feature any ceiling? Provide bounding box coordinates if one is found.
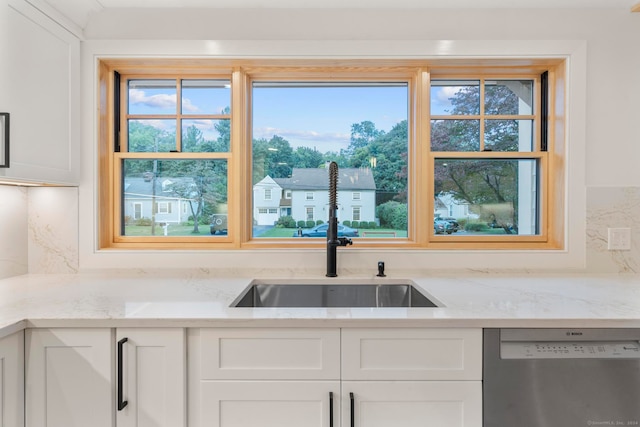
[36,0,640,32]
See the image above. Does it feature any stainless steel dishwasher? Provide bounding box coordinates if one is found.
[484,328,640,427]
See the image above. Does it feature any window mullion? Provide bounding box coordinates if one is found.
[479,78,486,152]
[176,78,182,152]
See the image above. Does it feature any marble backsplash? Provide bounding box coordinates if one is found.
[0,185,636,278]
[586,187,640,273]
[0,186,28,279]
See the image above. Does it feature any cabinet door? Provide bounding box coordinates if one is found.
[200,381,339,427]
[25,328,112,427]
[344,381,482,427]
[342,328,482,380]
[116,328,186,427]
[1,0,80,185]
[0,331,24,427]
[198,328,340,380]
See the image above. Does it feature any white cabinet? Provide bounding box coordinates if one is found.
[0,0,80,185]
[189,327,482,427]
[189,328,341,427]
[25,328,113,427]
[342,328,482,427]
[116,328,186,427]
[202,381,338,427]
[0,331,24,427]
[341,328,482,381]
[26,327,186,427]
[343,381,481,427]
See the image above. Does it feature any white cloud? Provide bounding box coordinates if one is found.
[181,97,200,113]
[254,126,350,151]
[129,88,177,110]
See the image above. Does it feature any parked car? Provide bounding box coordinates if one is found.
[441,217,460,232]
[434,219,453,234]
[210,214,228,235]
[293,223,359,237]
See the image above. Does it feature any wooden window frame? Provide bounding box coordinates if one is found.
[97,58,566,251]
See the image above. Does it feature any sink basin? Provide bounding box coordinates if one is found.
[232,280,438,308]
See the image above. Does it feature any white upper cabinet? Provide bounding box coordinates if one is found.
[0,0,80,185]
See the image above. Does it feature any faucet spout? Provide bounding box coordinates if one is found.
[326,161,352,277]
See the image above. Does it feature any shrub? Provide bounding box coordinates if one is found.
[351,221,360,228]
[376,201,407,230]
[465,222,489,232]
[297,220,307,228]
[316,220,324,226]
[368,221,377,229]
[276,215,297,228]
[342,220,351,227]
[306,220,315,228]
[135,217,153,226]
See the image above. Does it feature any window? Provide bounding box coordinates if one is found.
[114,74,231,240]
[156,202,170,214]
[353,206,361,222]
[430,77,544,241]
[99,59,565,250]
[251,80,408,239]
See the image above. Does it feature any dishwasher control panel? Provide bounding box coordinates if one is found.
[501,341,640,359]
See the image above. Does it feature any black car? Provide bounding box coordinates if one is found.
[441,217,460,232]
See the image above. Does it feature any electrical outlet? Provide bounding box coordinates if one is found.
[607,228,632,250]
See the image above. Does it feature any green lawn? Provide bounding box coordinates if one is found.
[257,227,408,238]
[124,224,211,236]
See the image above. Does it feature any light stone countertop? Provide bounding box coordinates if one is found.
[2,271,640,337]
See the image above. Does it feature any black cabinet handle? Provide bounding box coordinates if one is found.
[329,392,334,427]
[350,392,355,427]
[117,337,128,411]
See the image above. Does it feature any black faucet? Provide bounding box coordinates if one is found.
[326,161,352,277]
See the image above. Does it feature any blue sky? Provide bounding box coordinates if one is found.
[252,85,408,153]
[128,82,409,152]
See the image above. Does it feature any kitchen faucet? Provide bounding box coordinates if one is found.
[326,161,353,277]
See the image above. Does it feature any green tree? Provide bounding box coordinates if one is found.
[252,135,293,183]
[292,146,324,169]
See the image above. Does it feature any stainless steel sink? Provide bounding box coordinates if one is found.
[232,280,438,308]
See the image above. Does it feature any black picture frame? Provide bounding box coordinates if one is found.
[0,113,8,168]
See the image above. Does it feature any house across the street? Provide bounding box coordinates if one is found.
[253,167,377,226]
[123,176,200,225]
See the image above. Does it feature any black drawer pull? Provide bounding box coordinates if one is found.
[329,392,334,427]
[117,337,128,411]
[350,392,355,427]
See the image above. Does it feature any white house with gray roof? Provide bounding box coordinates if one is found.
[253,167,377,226]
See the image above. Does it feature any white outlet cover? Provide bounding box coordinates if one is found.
[607,228,632,251]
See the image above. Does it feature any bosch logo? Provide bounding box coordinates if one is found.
[566,331,583,336]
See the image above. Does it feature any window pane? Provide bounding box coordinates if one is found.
[181,119,230,152]
[485,119,533,152]
[252,82,409,239]
[128,80,177,115]
[431,119,480,152]
[128,119,176,152]
[434,158,539,235]
[122,159,228,237]
[485,80,533,115]
[181,80,230,115]
[430,81,480,115]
